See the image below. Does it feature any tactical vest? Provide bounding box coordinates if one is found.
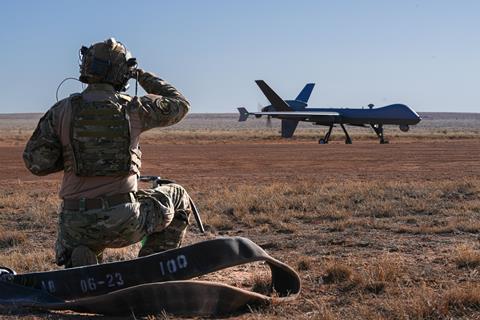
[63,95,141,177]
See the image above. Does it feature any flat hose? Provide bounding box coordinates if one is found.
[0,237,300,316]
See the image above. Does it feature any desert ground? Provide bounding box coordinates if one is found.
[0,113,479,319]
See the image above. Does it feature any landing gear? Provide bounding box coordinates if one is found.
[318,124,353,144]
[371,124,389,144]
[340,124,352,144]
[318,124,333,144]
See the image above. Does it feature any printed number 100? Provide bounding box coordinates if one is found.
[159,255,188,275]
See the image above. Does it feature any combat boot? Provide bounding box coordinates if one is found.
[70,245,98,267]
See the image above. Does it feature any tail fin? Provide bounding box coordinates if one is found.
[295,83,315,103]
[255,80,293,111]
[281,119,299,138]
[237,107,250,122]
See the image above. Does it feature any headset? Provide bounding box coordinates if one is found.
[56,39,139,101]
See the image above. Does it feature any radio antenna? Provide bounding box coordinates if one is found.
[135,70,139,96]
[56,77,82,102]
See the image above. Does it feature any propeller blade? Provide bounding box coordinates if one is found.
[266,116,272,128]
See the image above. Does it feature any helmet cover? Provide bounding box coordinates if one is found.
[79,38,135,91]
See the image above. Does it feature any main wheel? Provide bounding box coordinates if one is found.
[319,139,327,144]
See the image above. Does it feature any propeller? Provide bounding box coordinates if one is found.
[257,102,272,127]
[266,116,272,128]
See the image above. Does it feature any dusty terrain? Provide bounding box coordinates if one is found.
[1,140,479,187]
[0,113,479,319]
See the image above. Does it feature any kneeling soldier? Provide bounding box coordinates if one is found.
[23,38,192,267]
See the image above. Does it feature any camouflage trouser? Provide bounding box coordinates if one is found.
[55,183,192,268]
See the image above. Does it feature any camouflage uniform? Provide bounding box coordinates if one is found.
[56,183,192,266]
[24,58,192,267]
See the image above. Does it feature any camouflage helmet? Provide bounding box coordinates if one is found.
[79,38,137,91]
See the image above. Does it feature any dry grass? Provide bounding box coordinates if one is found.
[443,284,480,314]
[354,253,406,294]
[454,244,480,269]
[322,262,353,284]
[0,227,27,249]
[389,285,442,319]
[251,273,272,295]
[0,249,55,273]
[391,284,480,319]
[1,178,479,319]
[0,187,59,228]
[183,179,480,319]
[196,180,480,237]
[320,253,406,296]
[297,257,314,271]
[102,243,142,263]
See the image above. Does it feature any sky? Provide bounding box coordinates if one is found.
[0,0,479,113]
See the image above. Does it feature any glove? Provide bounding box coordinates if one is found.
[130,68,145,80]
[127,96,149,113]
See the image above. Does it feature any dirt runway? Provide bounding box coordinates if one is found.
[1,139,478,187]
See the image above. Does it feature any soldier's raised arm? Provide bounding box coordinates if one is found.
[23,105,63,176]
[132,69,190,132]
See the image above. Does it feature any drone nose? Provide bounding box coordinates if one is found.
[411,109,422,123]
